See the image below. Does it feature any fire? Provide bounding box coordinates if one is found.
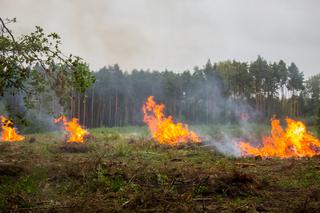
[143,96,201,145]
[238,118,320,158]
[54,116,89,143]
[0,116,25,142]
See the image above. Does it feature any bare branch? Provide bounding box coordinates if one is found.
[0,17,16,43]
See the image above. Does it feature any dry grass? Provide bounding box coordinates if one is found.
[0,130,320,212]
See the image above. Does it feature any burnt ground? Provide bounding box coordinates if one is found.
[1,131,320,212]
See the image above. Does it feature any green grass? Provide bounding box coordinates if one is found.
[0,124,320,211]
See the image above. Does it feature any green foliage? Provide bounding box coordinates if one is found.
[72,58,96,93]
[157,174,169,186]
[93,166,126,192]
[305,74,320,116]
[193,185,209,196]
[317,105,320,137]
[103,132,121,141]
[277,164,320,189]
[0,17,95,108]
[287,63,304,94]
[0,167,47,209]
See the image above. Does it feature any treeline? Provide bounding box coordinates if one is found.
[2,55,320,129]
[69,56,320,128]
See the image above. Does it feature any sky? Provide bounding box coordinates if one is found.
[1,0,319,76]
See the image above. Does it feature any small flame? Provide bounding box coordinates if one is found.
[54,116,89,143]
[0,116,25,142]
[238,118,320,158]
[143,96,201,145]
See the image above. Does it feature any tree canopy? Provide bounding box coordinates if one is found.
[0,17,95,108]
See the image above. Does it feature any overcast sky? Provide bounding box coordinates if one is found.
[1,0,319,76]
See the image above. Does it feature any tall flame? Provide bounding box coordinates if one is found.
[238,118,320,158]
[0,116,25,142]
[54,116,89,143]
[143,96,201,145]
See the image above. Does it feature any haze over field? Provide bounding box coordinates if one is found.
[1,0,320,75]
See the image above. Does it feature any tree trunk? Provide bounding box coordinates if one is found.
[83,93,86,126]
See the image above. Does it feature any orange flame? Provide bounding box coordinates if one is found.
[0,116,25,142]
[54,116,89,143]
[238,118,320,158]
[143,96,201,145]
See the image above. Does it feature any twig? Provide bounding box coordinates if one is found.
[128,174,137,184]
[235,203,249,210]
[121,199,131,207]
[164,178,176,194]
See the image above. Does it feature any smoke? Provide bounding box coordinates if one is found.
[202,118,261,157]
[186,68,260,156]
[1,0,319,75]
[194,102,259,157]
[0,91,62,133]
[207,132,242,157]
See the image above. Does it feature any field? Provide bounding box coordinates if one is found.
[1,125,320,212]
